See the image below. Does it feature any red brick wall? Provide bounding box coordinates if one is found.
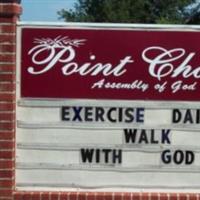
[0,1,21,199]
[0,1,199,200]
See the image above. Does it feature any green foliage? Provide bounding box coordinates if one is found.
[58,0,199,24]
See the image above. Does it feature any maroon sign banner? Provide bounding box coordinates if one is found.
[20,26,200,100]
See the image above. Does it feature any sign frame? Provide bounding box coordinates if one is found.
[16,22,200,192]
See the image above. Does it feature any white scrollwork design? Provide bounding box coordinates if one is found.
[27,36,86,75]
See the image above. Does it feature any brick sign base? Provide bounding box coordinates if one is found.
[0,1,200,200]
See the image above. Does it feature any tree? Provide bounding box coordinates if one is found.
[185,2,200,24]
[58,0,199,24]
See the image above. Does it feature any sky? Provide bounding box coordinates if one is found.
[20,0,200,22]
[21,0,77,22]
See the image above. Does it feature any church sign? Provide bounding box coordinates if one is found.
[16,24,200,191]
